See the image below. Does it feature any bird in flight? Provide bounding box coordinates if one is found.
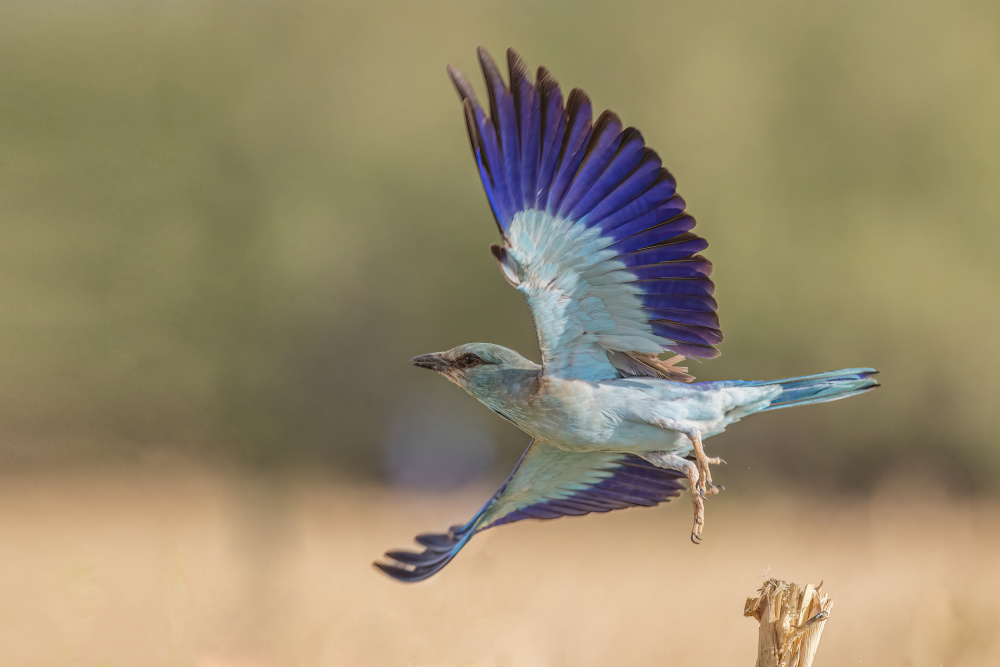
[376,47,878,582]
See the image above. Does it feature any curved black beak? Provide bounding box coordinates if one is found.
[409,353,449,372]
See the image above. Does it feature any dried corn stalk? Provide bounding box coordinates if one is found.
[744,578,833,667]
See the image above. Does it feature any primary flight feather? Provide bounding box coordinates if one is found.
[375,47,878,583]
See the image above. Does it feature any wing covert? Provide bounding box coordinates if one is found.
[375,439,686,582]
[448,47,722,380]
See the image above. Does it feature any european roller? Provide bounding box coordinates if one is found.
[376,47,879,582]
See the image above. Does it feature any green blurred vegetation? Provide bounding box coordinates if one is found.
[2,0,998,491]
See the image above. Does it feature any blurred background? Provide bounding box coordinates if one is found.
[2,0,999,664]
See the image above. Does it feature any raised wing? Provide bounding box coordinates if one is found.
[447,47,722,381]
[375,439,686,582]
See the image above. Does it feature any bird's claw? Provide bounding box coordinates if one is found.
[690,515,703,544]
[684,433,725,541]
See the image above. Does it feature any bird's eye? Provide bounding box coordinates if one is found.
[461,353,483,367]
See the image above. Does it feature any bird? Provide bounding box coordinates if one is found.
[375,47,879,582]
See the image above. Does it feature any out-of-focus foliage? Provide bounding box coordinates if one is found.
[2,0,998,491]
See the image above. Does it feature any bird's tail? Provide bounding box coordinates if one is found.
[746,367,880,411]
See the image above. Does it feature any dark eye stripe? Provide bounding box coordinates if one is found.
[460,353,484,368]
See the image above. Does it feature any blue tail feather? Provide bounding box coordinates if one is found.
[744,368,879,411]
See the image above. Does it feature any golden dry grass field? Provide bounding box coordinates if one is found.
[2,464,998,666]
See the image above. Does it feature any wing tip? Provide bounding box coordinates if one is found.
[374,539,462,583]
[565,87,593,118]
[372,559,414,582]
[506,47,528,81]
[477,45,507,94]
[536,65,561,97]
[447,62,479,105]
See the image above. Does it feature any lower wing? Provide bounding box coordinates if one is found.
[375,439,686,582]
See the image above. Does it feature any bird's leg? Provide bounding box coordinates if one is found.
[690,430,725,497]
[654,418,725,499]
[642,452,706,543]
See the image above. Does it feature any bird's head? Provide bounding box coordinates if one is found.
[409,343,541,401]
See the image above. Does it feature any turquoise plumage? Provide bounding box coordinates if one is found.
[375,48,879,582]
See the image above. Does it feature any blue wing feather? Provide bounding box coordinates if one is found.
[479,47,523,214]
[594,171,678,233]
[644,307,721,329]
[604,210,688,254]
[469,101,511,227]
[582,149,662,223]
[627,257,712,279]
[651,320,725,346]
[535,67,565,211]
[556,111,624,218]
[571,130,649,221]
[622,234,709,265]
[547,88,593,214]
[510,52,540,212]
[641,293,718,312]
[637,278,716,296]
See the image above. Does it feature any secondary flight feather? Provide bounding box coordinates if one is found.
[375,47,878,582]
